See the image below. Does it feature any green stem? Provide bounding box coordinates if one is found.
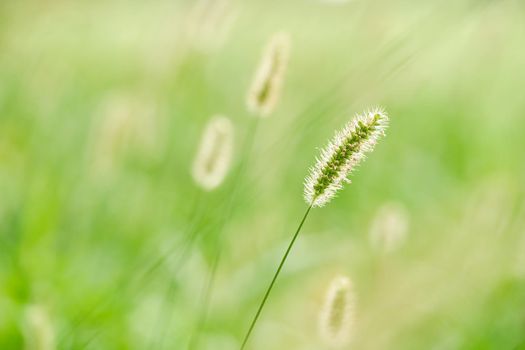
[240,204,313,350]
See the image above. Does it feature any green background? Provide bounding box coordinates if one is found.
[1,0,524,349]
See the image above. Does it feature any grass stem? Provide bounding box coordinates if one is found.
[240,203,313,350]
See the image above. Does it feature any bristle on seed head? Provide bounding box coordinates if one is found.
[304,107,389,207]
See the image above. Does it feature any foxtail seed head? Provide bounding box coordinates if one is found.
[192,115,234,191]
[246,32,291,117]
[319,276,355,348]
[23,305,55,350]
[304,108,388,207]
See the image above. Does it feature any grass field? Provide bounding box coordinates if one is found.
[1,0,525,349]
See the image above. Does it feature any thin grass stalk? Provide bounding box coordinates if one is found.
[240,203,313,350]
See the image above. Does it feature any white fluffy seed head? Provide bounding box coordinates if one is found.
[23,305,55,350]
[192,115,234,191]
[369,202,410,253]
[319,276,355,348]
[304,107,389,207]
[246,32,291,118]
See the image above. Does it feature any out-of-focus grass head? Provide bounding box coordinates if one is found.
[1,0,524,349]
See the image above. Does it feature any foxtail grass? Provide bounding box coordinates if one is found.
[319,276,355,348]
[240,107,388,349]
[246,32,291,118]
[192,115,235,191]
[190,33,294,348]
[304,108,389,207]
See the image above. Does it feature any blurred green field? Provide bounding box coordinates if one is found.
[1,0,525,349]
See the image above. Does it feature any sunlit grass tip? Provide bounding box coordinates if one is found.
[319,276,355,348]
[240,107,387,350]
[192,115,234,191]
[246,32,291,118]
[23,304,55,350]
[304,107,389,207]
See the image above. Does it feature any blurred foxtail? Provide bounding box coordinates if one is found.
[192,115,235,191]
[246,32,291,118]
[319,276,355,348]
